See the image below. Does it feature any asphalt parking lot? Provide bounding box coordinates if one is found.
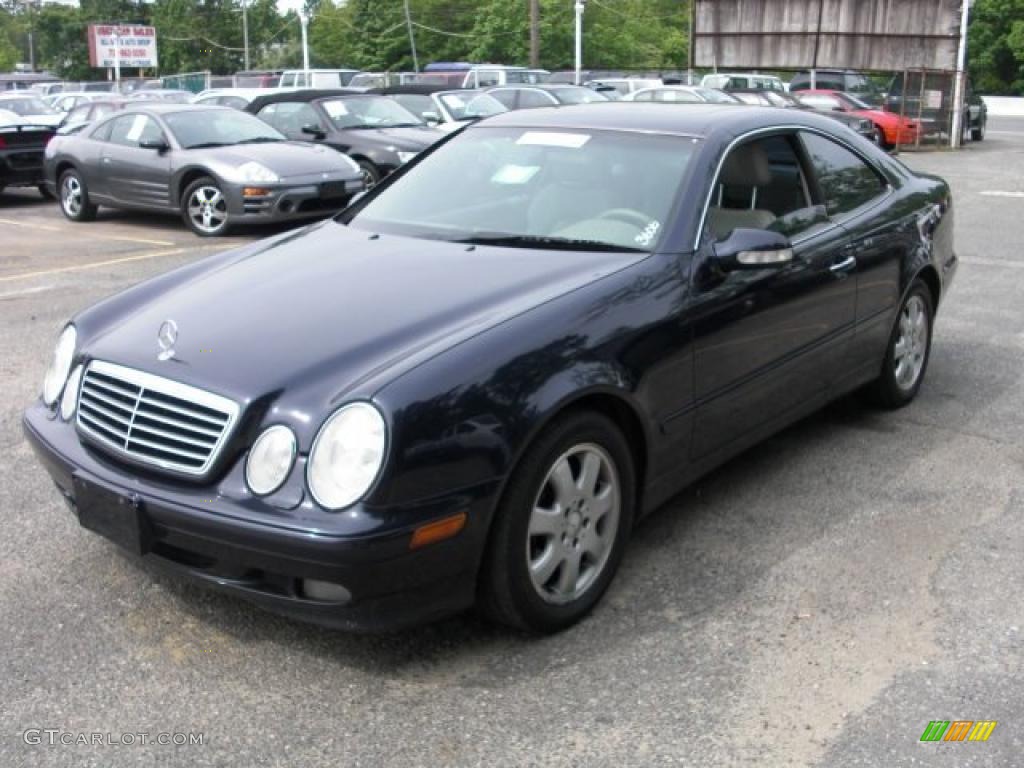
[1,120,1022,768]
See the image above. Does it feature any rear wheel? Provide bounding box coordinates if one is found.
[478,411,635,633]
[866,280,934,408]
[972,117,986,142]
[182,176,230,236]
[356,159,381,190]
[59,169,97,222]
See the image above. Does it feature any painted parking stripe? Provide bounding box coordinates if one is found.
[0,217,175,246]
[979,190,1024,198]
[0,248,189,283]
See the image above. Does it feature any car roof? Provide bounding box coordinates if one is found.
[245,88,364,111]
[370,84,446,96]
[476,102,841,139]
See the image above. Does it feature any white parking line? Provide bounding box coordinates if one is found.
[0,283,55,300]
[979,190,1024,198]
[0,248,188,283]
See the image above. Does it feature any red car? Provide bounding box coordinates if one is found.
[798,90,919,149]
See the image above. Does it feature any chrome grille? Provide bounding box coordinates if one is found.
[76,360,239,476]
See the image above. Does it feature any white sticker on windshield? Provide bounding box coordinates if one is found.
[635,220,661,247]
[516,131,591,149]
[492,164,540,185]
[125,114,147,142]
[323,100,349,117]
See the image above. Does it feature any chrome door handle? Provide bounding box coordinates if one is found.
[830,255,857,274]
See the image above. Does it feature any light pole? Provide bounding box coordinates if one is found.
[242,0,250,71]
[574,0,586,85]
[113,24,121,88]
[951,0,972,148]
[299,11,310,73]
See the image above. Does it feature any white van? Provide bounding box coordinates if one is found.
[701,73,785,92]
[279,69,361,89]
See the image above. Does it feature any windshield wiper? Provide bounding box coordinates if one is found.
[185,141,230,149]
[234,137,283,144]
[454,234,646,253]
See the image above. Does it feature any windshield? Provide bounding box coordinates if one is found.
[346,126,697,252]
[552,87,608,104]
[0,98,56,115]
[320,95,422,128]
[841,93,873,110]
[698,88,739,104]
[164,109,285,149]
[438,91,506,121]
[389,94,435,121]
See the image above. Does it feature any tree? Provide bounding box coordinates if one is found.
[970,0,1024,94]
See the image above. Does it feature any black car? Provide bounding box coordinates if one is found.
[246,89,443,188]
[486,84,609,110]
[24,104,956,633]
[0,120,54,198]
[730,89,879,143]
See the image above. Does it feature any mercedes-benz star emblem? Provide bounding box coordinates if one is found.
[157,319,178,361]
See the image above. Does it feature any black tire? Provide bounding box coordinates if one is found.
[58,168,97,222]
[875,126,887,148]
[181,176,231,237]
[38,183,55,200]
[972,118,985,142]
[478,411,636,633]
[866,280,934,409]
[356,159,381,190]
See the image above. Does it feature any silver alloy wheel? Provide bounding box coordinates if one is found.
[187,185,227,233]
[893,294,929,391]
[526,442,621,605]
[360,167,377,189]
[62,175,82,217]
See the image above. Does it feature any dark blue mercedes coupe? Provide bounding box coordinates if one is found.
[24,103,956,632]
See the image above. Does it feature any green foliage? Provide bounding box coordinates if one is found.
[970,0,1024,94]
[0,0,690,79]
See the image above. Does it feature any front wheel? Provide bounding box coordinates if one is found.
[972,119,986,142]
[866,280,934,408]
[356,160,381,190]
[478,411,635,633]
[59,169,97,222]
[181,176,230,237]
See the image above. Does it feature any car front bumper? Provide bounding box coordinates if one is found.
[23,402,496,631]
[224,177,364,224]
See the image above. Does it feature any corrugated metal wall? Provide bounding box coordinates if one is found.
[694,0,960,71]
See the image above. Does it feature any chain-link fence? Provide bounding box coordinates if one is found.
[885,70,975,151]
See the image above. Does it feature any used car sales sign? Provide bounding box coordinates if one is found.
[87,25,159,69]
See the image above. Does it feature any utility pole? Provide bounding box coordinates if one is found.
[113,24,121,88]
[574,0,586,85]
[529,0,540,68]
[403,0,419,72]
[242,0,250,71]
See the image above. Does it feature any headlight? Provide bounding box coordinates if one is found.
[236,161,279,183]
[60,365,83,421]
[307,403,387,510]
[397,151,418,164]
[245,425,297,496]
[42,325,76,406]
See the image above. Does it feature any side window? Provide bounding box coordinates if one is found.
[488,90,518,110]
[657,89,700,103]
[258,102,319,138]
[518,90,555,109]
[707,135,826,242]
[633,90,653,102]
[108,114,164,147]
[800,132,887,216]
[476,71,501,87]
[91,118,115,141]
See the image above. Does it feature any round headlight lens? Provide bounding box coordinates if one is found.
[245,425,297,496]
[42,325,76,406]
[307,403,387,510]
[60,365,83,421]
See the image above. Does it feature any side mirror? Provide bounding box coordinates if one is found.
[422,111,441,125]
[713,228,794,271]
[301,124,325,138]
[139,138,169,152]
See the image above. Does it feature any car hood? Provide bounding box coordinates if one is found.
[338,126,440,151]
[188,141,359,178]
[81,221,643,412]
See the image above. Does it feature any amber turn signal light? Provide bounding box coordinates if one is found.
[242,187,270,197]
[409,512,467,550]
